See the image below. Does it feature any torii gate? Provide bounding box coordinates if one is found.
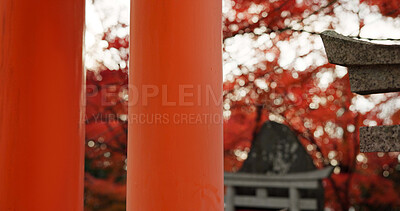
[0,0,223,210]
[321,31,400,152]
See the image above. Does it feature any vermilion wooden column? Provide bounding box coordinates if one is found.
[128,0,223,210]
[0,1,85,210]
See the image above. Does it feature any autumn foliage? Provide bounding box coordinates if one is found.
[85,23,129,211]
[85,0,400,210]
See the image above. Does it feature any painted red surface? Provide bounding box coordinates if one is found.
[0,1,85,210]
[128,0,224,210]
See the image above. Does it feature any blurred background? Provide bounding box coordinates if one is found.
[84,0,400,210]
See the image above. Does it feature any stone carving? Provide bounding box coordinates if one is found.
[238,121,324,210]
[240,121,315,174]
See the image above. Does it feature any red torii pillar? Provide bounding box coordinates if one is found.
[128,0,223,210]
[0,1,85,210]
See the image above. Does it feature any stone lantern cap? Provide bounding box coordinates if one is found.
[321,30,400,95]
[321,30,400,152]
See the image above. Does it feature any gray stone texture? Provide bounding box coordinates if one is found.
[321,31,400,152]
[360,125,400,152]
[321,30,400,65]
[240,121,315,174]
[348,65,400,94]
[321,30,400,95]
[238,121,324,210]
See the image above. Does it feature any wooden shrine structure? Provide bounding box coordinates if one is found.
[224,167,333,211]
